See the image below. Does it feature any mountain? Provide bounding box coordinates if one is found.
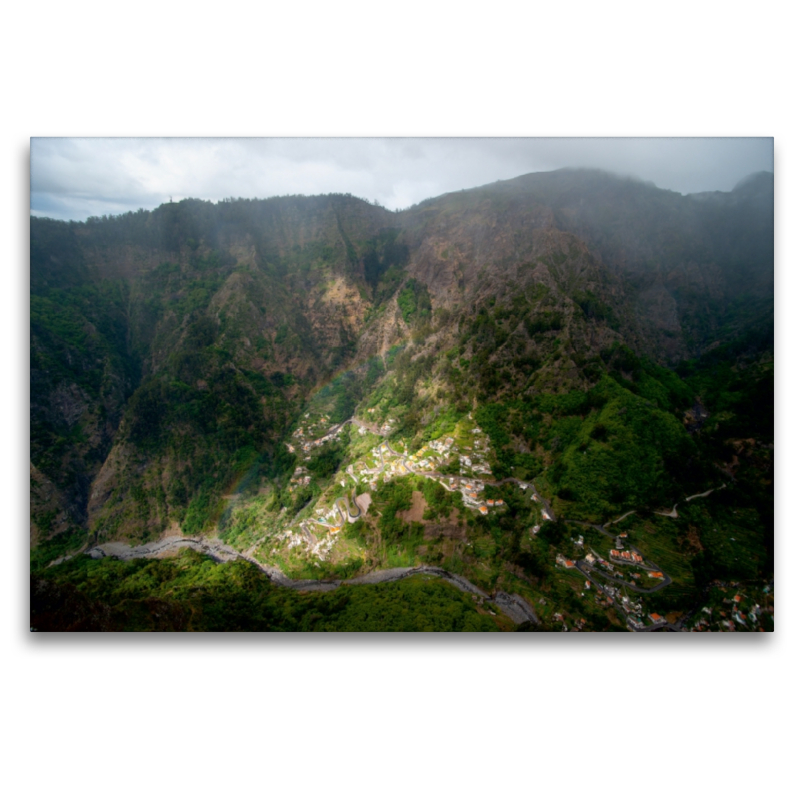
[30,169,774,631]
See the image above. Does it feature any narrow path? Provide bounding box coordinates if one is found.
[685,484,726,502]
[608,510,636,526]
[655,504,679,518]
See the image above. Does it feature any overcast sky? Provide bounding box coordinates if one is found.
[30,137,774,222]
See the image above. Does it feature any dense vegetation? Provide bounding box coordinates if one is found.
[31,550,502,632]
[30,170,773,631]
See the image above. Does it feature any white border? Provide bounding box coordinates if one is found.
[4,3,796,798]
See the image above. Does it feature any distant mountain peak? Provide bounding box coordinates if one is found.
[733,170,773,193]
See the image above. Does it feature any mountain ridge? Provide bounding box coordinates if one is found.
[30,168,774,631]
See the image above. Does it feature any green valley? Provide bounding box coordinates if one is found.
[30,169,774,632]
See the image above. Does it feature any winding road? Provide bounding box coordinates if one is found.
[80,536,539,625]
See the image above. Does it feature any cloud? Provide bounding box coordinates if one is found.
[30,137,774,221]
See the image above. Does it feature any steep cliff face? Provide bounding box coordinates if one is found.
[32,195,396,547]
[437,169,773,360]
[30,171,773,554]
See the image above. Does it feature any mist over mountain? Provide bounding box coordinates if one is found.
[30,168,773,632]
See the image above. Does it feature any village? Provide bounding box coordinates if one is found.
[552,523,676,630]
[267,407,694,632]
[268,410,554,567]
[348,415,509,515]
[684,582,774,632]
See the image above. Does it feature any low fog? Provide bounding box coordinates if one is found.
[31,137,773,222]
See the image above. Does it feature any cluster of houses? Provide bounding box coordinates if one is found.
[289,465,311,488]
[446,476,504,515]
[551,540,676,631]
[429,437,455,454]
[344,423,513,517]
[558,554,658,630]
[584,552,609,569]
[457,431,493,475]
[551,611,590,632]
[408,447,446,473]
[288,412,346,456]
[688,590,769,631]
[609,549,644,564]
[587,548,662,588]
[621,594,643,617]
[274,412,537,567]
[273,524,334,560]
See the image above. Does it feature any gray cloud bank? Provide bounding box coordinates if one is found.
[31,137,773,222]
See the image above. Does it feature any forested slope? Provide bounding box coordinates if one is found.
[30,169,774,630]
